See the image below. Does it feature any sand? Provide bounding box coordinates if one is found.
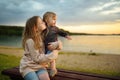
[57,53,120,73]
[0,46,24,57]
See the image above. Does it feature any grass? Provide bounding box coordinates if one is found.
[0,49,120,80]
[0,53,21,80]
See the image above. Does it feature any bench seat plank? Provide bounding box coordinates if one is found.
[2,67,120,80]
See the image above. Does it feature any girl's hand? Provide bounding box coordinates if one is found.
[57,40,62,50]
[42,63,49,68]
[48,41,62,50]
[47,43,56,51]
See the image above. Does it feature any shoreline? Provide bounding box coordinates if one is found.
[0,45,120,56]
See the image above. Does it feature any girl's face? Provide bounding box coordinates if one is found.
[37,18,46,31]
[48,16,56,27]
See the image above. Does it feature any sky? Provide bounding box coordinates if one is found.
[0,0,120,34]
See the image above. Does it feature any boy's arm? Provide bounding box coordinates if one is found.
[56,26,68,37]
[56,27,72,40]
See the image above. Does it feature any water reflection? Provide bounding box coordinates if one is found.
[0,35,120,54]
[59,35,120,54]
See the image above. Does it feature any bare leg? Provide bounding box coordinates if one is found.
[49,60,57,77]
[50,60,56,70]
[49,50,58,70]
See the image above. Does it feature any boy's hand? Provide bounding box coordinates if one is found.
[65,35,72,40]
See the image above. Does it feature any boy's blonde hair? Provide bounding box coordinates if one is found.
[43,11,56,26]
[22,16,43,52]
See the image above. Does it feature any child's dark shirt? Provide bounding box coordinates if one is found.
[44,26,68,54]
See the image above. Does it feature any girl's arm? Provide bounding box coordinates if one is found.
[26,39,58,64]
[47,40,62,50]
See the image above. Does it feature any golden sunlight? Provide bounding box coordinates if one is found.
[58,22,120,34]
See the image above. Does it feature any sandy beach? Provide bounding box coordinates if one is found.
[57,53,120,75]
[0,46,24,57]
[0,46,120,76]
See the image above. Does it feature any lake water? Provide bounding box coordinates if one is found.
[0,35,120,54]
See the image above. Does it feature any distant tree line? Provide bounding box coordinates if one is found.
[0,25,24,36]
[0,25,119,36]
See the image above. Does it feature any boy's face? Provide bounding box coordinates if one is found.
[48,16,56,27]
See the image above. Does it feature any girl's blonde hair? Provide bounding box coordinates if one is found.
[43,11,56,26]
[22,16,43,52]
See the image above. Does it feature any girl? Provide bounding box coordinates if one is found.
[19,16,62,80]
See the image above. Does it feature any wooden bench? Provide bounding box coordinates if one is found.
[1,67,120,80]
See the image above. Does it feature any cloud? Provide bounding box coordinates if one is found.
[7,1,44,12]
[100,7,120,15]
[88,0,120,15]
[59,0,65,3]
[89,1,118,11]
[0,0,45,25]
[0,0,120,26]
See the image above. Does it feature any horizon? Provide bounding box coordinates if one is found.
[1,24,120,35]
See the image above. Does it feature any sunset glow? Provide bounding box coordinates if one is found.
[58,21,120,34]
